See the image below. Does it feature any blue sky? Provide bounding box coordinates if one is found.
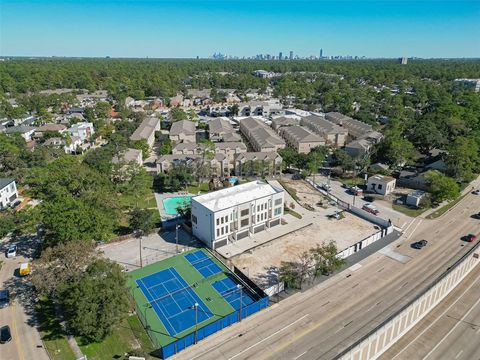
[1,1,479,58]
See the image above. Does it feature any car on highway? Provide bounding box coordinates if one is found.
[464,234,477,242]
[411,240,428,249]
[472,189,480,195]
[6,244,17,258]
[362,203,379,215]
[0,325,12,344]
[0,290,10,309]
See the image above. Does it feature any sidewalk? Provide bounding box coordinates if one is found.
[216,214,313,258]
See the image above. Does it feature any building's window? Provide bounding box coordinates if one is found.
[241,209,249,217]
[217,229,220,237]
[216,218,220,226]
[274,207,282,216]
[274,198,282,206]
[269,199,272,208]
[192,215,197,224]
[225,225,229,233]
[225,216,228,223]
[257,205,260,212]
[240,218,249,227]
[378,184,383,189]
[221,227,224,235]
[257,214,260,222]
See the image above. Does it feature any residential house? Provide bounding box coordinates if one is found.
[301,114,348,147]
[239,117,285,152]
[130,117,160,147]
[366,175,396,195]
[68,122,94,142]
[0,178,18,209]
[208,118,241,142]
[397,169,429,191]
[345,139,373,158]
[157,154,230,178]
[112,148,143,166]
[279,126,325,153]
[191,180,284,249]
[34,123,67,140]
[234,152,283,177]
[5,126,36,142]
[169,120,196,144]
[169,94,184,107]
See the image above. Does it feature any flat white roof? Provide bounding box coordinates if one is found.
[192,180,282,212]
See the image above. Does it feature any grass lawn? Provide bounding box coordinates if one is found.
[337,177,364,187]
[284,207,302,219]
[426,193,468,219]
[78,315,155,360]
[187,182,210,194]
[118,192,157,209]
[36,299,76,360]
[392,204,429,218]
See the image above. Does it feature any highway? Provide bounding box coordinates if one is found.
[173,188,480,360]
[381,265,480,360]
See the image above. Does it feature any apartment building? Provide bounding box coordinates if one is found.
[191,181,284,249]
[208,118,241,142]
[325,112,373,139]
[130,117,160,147]
[157,153,230,177]
[172,141,247,162]
[279,125,325,153]
[271,116,300,131]
[301,114,348,147]
[239,117,285,152]
[169,120,196,143]
[237,101,282,117]
[234,152,283,177]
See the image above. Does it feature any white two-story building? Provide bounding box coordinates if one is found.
[191,181,284,249]
[0,178,18,209]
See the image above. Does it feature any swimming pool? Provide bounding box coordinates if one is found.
[163,196,193,216]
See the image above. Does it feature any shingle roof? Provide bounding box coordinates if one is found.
[301,115,347,135]
[0,178,15,189]
[169,120,196,136]
[130,117,160,141]
[281,126,324,143]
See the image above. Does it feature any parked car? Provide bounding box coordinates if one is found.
[363,195,375,202]
[0,325,11,344]
[321,183,331,191]
[465,234,477,242]
[411,240,428,249]
[472,212,480,219]
[362,204,379,215]
[472,189,480,195]
[0,290,10,309]
[6,244,17,258]
[350,186,363,195]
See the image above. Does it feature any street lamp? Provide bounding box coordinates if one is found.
[193,303,199,344]
[237,285,243,322]
[175,224,180,253]
[138,232,143,268]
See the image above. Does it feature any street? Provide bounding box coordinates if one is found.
[172,186,480,360]
[0,236,49,360]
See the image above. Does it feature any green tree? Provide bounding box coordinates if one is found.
[129,207,156,235]
[310,241,344,276]
[170,108,188,121]
[131,139,150,159]
[425,170,460,204]
[446,136,480,182]
[61,259,129,342]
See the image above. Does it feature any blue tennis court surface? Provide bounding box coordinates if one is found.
[136,268,212,336]
[185,251,222,278]
[213,277,255,310]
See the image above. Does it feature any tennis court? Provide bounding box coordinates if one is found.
[127,248,269,358]
[136,267,212,336]
[213,276,255,310]
[185,251,222,278]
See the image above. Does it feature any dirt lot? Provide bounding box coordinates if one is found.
[232,211,377,289]
[281,178,330,210]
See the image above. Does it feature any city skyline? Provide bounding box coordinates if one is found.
[1,1,479,59]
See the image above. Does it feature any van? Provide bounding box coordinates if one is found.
[362,204,379,215]
[19,263,30,276]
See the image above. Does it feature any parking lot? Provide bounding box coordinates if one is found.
[99,228,201,271]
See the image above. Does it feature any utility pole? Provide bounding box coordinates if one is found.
[193,303,199,344]
[176,224,180,253]
[237,285,243,322]
[139,234,143,268]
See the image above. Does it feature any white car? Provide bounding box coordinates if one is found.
[6,245,17,258]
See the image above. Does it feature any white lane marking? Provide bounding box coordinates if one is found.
[405,219,423,240]
[228,314,309,360]
[293,351,307,359]
[392,275,480,360]
[455,350,463,359]
[403,218,417,233]
[424,294,480,360]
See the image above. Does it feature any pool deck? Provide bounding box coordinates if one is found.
[155,192,196,225]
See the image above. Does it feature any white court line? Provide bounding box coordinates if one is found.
[228,314,309,360]
[392,274,480,360]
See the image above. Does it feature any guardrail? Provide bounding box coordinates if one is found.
[334,241,480,360]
